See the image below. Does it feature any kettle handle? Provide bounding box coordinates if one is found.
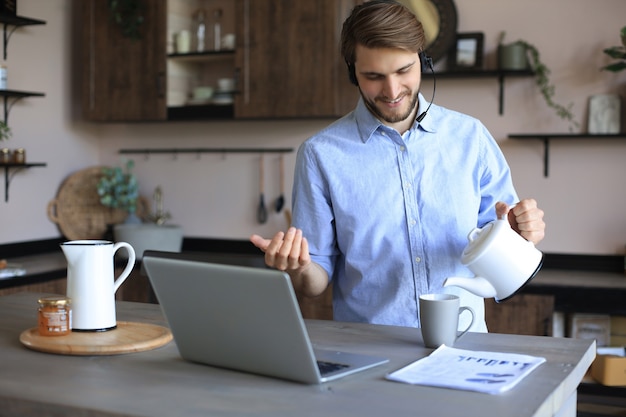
[467,227,482,242]
[112,242,136,293]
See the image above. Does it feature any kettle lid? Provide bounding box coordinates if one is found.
[461,220,506,265]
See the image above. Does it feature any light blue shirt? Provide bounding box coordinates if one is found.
[292,94,517,331]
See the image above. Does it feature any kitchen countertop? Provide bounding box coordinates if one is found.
[2,249,625,293]
[531,269,626,289]
[0,251,66,288]
[0,292,595,417]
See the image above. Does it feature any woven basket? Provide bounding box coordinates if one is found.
[47,166,148,240]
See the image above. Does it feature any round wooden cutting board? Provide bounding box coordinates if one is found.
[19,321,173,356]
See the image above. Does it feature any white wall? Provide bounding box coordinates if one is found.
[1,0,626,255]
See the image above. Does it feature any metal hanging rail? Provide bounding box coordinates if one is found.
[118,147,294,156]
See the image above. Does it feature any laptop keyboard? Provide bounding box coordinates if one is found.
[317,360,349,375]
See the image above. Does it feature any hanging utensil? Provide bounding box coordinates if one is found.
[275,154,285,213]
[257,154,268,224]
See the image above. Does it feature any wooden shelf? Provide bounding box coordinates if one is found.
[0,13,46,60]
[167,49,235,63]
[1,162,46,202]
[0,89,45,123]
[508,133,626,177]
[0,14,47,202]
[167,103,234,120]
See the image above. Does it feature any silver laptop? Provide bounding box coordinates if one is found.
[142,251,389,384]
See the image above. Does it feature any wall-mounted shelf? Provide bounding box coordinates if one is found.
[423,69,534,115]
[0,89,45,123]
[508,133,626,177]
[1,162,46,201]
[0,13,47,203]
[167,49,235,62]
[0,14,46,60]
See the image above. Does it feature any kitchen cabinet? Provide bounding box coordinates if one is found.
[78,0,357,121]
[485,294,555,336]
[0,277,66,297]
[77,0,167,121]
[233,0,357,118]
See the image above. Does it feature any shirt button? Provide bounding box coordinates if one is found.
[415,257,422,263]
[410,219,416,226]
[399,146,405,152]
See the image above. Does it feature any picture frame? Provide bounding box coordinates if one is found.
[448,32,484,71]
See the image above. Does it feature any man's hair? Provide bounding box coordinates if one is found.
[340,0,426,67]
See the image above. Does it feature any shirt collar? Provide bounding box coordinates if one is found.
[354,93,436,143]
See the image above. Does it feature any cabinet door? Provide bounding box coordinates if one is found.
[485,294,555,336]
[234,0,358,118]
[78,0,167,121]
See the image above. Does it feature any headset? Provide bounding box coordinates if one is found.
[347,52,436,123]
[344,0,436,122]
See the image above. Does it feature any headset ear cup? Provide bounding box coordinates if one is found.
[419,52,433,72]
[347,64,358,86]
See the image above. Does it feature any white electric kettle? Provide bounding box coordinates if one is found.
[61,240,135,331]
[443,217,543,302]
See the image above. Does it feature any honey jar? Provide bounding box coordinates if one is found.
[12,148,25,164]
[0,148,10,164]
[38,296,72,336]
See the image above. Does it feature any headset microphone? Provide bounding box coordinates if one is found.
[416,52,435,123]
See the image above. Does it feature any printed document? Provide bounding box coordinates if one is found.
[386,345,546,394]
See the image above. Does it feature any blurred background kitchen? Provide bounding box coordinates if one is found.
[0,0,625,256]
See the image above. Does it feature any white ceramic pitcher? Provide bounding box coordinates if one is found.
[61,240,135,331]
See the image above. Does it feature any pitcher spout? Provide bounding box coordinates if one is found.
[443,276,497,299]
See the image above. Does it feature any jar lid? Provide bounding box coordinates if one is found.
[38,296,71,306]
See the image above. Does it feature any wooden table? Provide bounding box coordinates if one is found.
[0,292,595,417]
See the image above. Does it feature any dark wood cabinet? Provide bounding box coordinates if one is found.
[233,0,357,118]
[485,294,555,336]
[77,0,357,121]
[77,0,167,121]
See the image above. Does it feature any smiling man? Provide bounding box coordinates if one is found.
[250,0,545,332]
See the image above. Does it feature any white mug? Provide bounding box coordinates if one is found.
[419,294,475,348]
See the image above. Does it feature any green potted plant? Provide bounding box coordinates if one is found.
[498,32,579,132]
[0,121,11,142]
[97,161,183,259]
[97,159,141,223]
[112,185,183,260]
[601,25,626,73]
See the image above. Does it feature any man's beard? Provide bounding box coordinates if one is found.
[361,90,420,124]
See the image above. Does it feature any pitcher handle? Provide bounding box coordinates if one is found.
[112,242,136,293]
[457,306,475,340]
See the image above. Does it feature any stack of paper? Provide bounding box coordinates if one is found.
[386,345,546,394]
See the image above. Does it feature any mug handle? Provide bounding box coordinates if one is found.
[456,306,476,340]
[112,242,136,293]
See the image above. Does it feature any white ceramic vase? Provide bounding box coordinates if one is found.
[113,224,184,260]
